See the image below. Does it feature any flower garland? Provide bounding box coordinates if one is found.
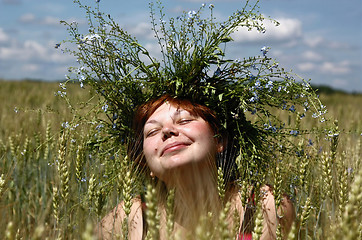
[60,0,329,187]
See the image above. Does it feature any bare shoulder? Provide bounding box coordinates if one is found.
[98,197,144,240]
[228,184,295,239]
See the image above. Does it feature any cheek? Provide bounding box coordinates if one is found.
[143,138,157,160]
[189,122,215,140]
[185,123,217,150]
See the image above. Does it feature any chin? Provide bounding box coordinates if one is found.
[161,154,205,171]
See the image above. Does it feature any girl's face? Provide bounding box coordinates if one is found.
[143,103,221,182]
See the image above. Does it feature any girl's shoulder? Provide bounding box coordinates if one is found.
[98,197,144,240]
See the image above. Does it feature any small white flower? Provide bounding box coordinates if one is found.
[188,10,196,18]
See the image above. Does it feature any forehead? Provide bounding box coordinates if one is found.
[148,103,191,121]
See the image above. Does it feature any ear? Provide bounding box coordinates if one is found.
[214,133,226,153]
[217,141,224,153]
[150,171,155,178]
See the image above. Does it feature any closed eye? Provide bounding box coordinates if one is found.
[145,129,160,137]
[178,118,193,125]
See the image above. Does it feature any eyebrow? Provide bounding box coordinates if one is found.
[145,119,159,125]
[145,109,186,126]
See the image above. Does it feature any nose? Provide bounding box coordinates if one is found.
[162,126,179,140]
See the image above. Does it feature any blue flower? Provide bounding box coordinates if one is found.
[102,104,108,112]
[55,43,61,49]
[264,122,277,133]
[260,46,269,56]
[312,113,319,118]
[281,101,287,110]
[249,74,256,81]
[96,124,104,131]
[251,64,259,70]
[290,130,299,136]
[308,139,313,146]
[214,67,222,77]
[289,105,296,112]
[62,122,70,129]
[59,83,66,90]
[56,91,67,97]
[254,79,262,90]
[265,80,273,92]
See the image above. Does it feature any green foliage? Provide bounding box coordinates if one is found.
[60,0,330,193]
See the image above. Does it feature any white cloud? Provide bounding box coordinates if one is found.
[19,13,61,26]
[332,78,348,88]
[43,16,61,26]
[297,62,316,72]
[22,63,39,72]
[303,36,350,50]
[0,37,74,79]
[320,61,351,74]
[0,39,73,64]
[302,51,323,61]
[127,22,154,40]
[296,60,351,75]
[0,28,10,42]
[19,13,36,23]
[304,36,324,48]
[231,17,302,43]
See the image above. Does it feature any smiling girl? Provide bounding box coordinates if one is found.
[98,95,295,240]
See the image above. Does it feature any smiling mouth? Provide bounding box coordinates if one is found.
[161,142,190,156]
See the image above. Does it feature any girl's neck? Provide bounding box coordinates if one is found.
[168,162,221,230]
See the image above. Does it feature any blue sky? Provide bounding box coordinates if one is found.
[0,0,361,92]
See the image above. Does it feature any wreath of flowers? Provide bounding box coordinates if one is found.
[60,0,329,189]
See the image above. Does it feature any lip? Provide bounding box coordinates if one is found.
[161,141,191,156]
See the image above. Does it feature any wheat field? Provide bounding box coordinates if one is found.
[0,80,361,239]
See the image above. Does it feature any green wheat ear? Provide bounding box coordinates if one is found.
[217,166,225,200]
[321,151,333,200]
[52,186,60,229]
[299,197,312,228]
[252,201,264,240]
[218,201,232,240]
[57,130,70,203]
[166,188,175,239]
[5,221,15,240]
[120,155,133,238]
[335,166,362,240]
[145,183,160,240]
[81,222,96,240]
[43,122,52,160]
[0,174,5,197]
[195,212,213,240]
[87,174,97,209]
[75,144,85,183]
